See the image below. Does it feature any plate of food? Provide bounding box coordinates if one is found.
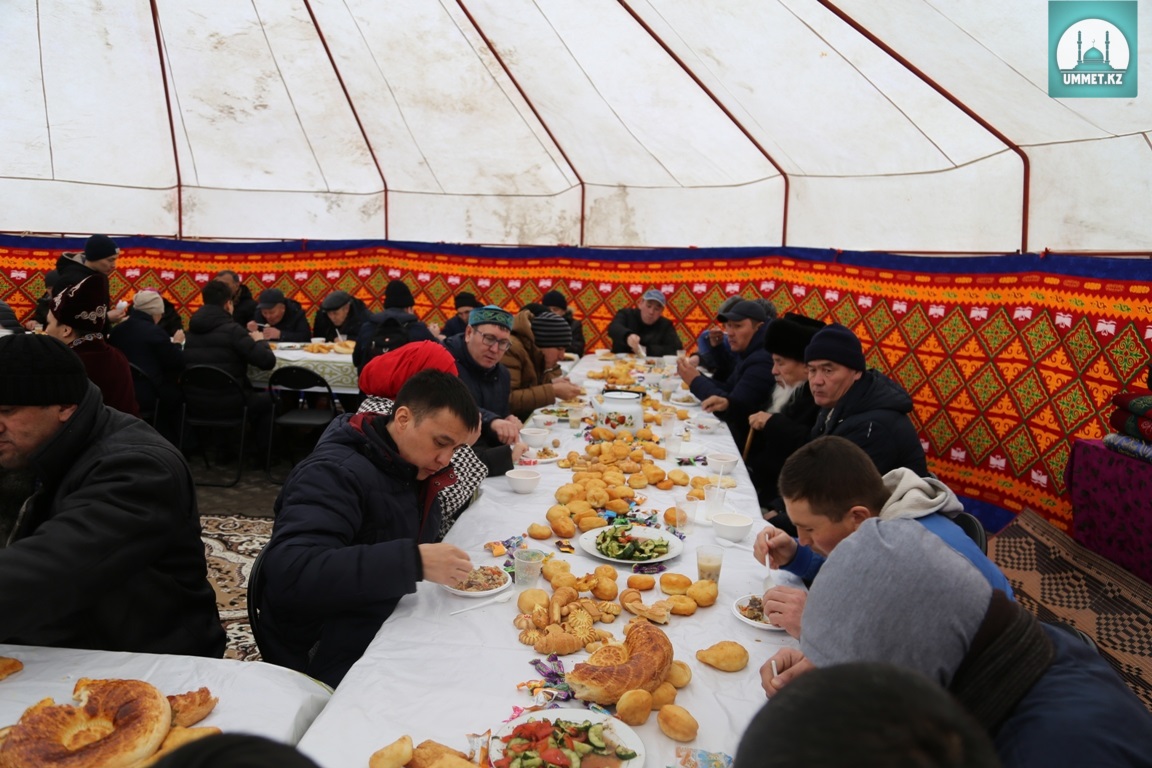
[733,594,786,631]
[274,342,304,350]
[440,565,512,598]
[579,523,683,564]
[518,447,562,465]
[670,393,700,408]
[490,709,644,768]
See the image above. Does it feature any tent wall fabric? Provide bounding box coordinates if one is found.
[3,234,1150,530]
[1,0,1147,251]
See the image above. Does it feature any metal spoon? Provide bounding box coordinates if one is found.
[449,591,515,615]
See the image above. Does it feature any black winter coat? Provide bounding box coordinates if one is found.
[313,298,371,342]
[0,383,225,657]
[184,304,275,384]
[607,308,682,356]
[109,309,185,410]
[809,370,929,477]
[255,300,311,343]
[258,413,455,686]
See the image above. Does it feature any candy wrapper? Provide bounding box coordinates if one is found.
[515,655,574,709]
[632,561,667,575]
[676,455,709,467]
[676,747,733,768]
[555,539,575,554]
[466,731,491,765]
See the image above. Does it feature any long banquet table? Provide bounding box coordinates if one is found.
[0,644,331,743]
[297,354,800,768]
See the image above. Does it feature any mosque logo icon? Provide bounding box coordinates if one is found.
[1048,2,1137,98]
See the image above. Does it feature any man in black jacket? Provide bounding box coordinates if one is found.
[541,290,586,357]
[607,289,683,356]
[109,289,185,438]
[0,334,225,657]
[354,280,438,371]
[258,370,479,686]
[214,270,258,326]
[247,289,311,343]
[184,280,276,458]
[312,290,370,342]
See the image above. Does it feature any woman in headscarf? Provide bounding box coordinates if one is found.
[357,341,488,539]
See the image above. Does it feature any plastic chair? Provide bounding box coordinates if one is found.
[266,365,338,482]
[952,511,988,554]
[246,546,274,664]
[128,362,158,425]
[177,365,249,487]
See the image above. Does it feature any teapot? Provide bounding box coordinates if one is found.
[593,390,643,430]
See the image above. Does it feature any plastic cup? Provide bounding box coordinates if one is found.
[514,549,545,587]
[672,498,697,534]
[567,407,582,429]
[311,337,325,344]
[697,545,724,583]
[659,378,679,402]
[665,435,682,457]
[703,484,727,520]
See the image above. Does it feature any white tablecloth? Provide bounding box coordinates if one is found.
[0,644,331,744]
[249,350,358,394]
[297,354,799,767]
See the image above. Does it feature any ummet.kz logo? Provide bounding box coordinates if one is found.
[1049,1,1137,97]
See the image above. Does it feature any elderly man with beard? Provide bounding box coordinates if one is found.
[744,313,825,523]
[675,300,775,451]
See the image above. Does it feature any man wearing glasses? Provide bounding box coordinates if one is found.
[443,305,527,475]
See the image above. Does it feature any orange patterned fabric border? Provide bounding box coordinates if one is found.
[2,238,1149,529]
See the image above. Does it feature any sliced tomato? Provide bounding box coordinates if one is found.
[494,757,515,768]
[508,742,535,755]
[540,748,571,768]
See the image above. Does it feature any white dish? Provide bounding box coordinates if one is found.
[579,526,683,565]
[440,567,512,598]
[275,342,304,350]
[490,709,645,768]
[670,395,701,408]
[693,503,745,527]
[733,594,786,631]
[518,451,562,465]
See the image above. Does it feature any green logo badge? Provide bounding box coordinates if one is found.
[1049,1,1137,97]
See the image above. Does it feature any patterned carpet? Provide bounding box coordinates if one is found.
[202,514,271,662]
[990,510,1152,712]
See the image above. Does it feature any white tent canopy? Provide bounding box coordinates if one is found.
[2,0,1148,251]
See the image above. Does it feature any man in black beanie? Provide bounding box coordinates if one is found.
[52,235,123,321]
[804,323,927,477]
[440,291,480,339]
[502,309,582,420]
[0,334,225,658]
[353,280,437,371]
[541,289,585,357]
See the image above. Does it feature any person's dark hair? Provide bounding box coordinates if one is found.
[214,269,240,282]
[734,662,1001,768]
[394,369,479,430]
[201,280,234,307]
[151,733,320,767]
[777,436,888,520]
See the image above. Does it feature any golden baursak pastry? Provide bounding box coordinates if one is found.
[566,622,673,705]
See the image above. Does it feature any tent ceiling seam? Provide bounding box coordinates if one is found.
[250,0,330,192]
[783,1,956,167]
[36,1,54,180]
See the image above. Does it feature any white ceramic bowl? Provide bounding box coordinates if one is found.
[506,469,542,494]
[533,413,560,429]
[712,512,754,542]
[519,428,550,449]
[708,452,740,474]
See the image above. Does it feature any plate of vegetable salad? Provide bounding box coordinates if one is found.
[490,710,644,768]
[579,522,683,564]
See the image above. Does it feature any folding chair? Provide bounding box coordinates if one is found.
[247,546,274,664]
[952,511,988,554]
[177,365,249,487]
[266,365,339,482]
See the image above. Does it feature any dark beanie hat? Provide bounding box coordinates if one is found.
[384,280,416,309]
[765,313,825,361]
[150,733,321,768]
[320,290,353,311]
[51,275,107,335]
[84,234,119,262]
[0,334,89,405]
[531,311,573,349]
[454,291,479,310]
[804,323,866,371]
[541,290,568,312]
